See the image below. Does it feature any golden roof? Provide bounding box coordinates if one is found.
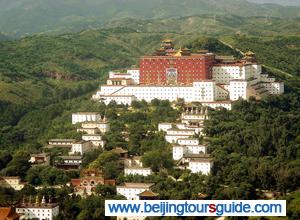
[138,190,159,197]
[173,48,182,57]
[163,39,173,43]
[245,50,255,56]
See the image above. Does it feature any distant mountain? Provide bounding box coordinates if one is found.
[104,15,300,36]
[248,0,300,6]
[0,0,300,37]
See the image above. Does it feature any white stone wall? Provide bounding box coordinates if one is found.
[213,66,242,83]
[212,64,253,84]
[82,135,105,148]
[188,161,213,175]
[124,168,152,176]
[72,113,101,124]
[215,85,229,100]
[97,81,215,104]
[177,138,199,146]
[165,135,190,144]
[127,69,140,84]
[262,82,284,95]
[102,95,136,105]
[71,142,91,155]
[173,145,207,160]
[166,129,195,136]
[173,146,185,160]
[202,102,232,110]
[229,81,248,101]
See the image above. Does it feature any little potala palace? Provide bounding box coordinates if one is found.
[92,40,284,109]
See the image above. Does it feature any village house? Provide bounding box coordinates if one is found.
[116,183,155,200]
[0,177,26,191]
[28,153,50,166]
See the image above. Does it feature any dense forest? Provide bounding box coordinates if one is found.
[1,97,300,219]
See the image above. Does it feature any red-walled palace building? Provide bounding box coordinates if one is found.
[139,41,215,85]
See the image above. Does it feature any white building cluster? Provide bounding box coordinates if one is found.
[159,106,208,144]
[46,113,109,156]
[159,106,213,175]
[92,55,284,109]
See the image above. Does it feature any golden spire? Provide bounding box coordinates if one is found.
[35,195,39,204]
[173,48,182,57]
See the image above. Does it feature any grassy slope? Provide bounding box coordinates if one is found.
[0,28,184,148]
[0,28,168,104]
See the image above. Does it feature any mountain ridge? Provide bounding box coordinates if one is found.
[1,0,300,38]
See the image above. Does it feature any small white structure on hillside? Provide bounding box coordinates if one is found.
[116,183,154,200]
[124,156,152,177]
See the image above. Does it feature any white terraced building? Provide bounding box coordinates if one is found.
[92,59,284,109]
[70,141,92,155]
[16,199,59,220]
[82,134,105,148]
[177,153,213,175]
[173,144,207,160]
[188,158,213,175]
[80,121,110,133]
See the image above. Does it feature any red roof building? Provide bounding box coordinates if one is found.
[139,40,215,85]
[0,207,20,220]
[71,168,115,196]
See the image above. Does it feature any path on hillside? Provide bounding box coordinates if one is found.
[219,39,244,56]
[218,39,293,78]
